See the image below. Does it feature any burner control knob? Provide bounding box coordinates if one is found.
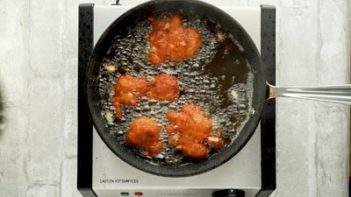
[212,189,245,197]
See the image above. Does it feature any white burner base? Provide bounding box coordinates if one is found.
[92,4,262,197]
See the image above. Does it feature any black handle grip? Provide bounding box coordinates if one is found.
[212,189,245,197]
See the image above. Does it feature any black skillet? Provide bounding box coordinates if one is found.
[86,0,266,177]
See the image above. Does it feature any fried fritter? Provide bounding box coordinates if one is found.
[146,73,179,101]
[113,73,180,119]
[112,74,148,119]
[126,117,163,157]
[148,15,202,66]
[166,103,213,159]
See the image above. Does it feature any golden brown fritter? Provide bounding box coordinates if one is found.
[148,15,202,66]
[146,73,179,101]
[112,74,148,120]
[166,103,213,159]
[126,117,163,157]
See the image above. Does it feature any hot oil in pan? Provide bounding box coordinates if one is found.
[205,38,253,125]
[97,14,253,166]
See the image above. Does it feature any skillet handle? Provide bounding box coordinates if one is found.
[267,81,351,105]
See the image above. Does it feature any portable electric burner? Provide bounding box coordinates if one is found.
[78,1,276,197]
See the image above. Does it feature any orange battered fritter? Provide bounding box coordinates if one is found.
[148,15,202,66]
[112,73,180,120]
[166,103,223,159]
[112,74,148,119]
[126,117,163,157]
[146,73,179,101]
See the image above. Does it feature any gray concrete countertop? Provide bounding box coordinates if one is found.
[0,0,350,196]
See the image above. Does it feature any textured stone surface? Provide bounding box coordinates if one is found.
[62,0,79,159]
[61,159,81,197]
[26,185,59,197]
[25,78,64,184]
[0,0,349,197]
[0,106,28,197]
[28,0,65,77]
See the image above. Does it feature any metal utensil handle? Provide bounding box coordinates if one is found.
[267,82,351,105]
